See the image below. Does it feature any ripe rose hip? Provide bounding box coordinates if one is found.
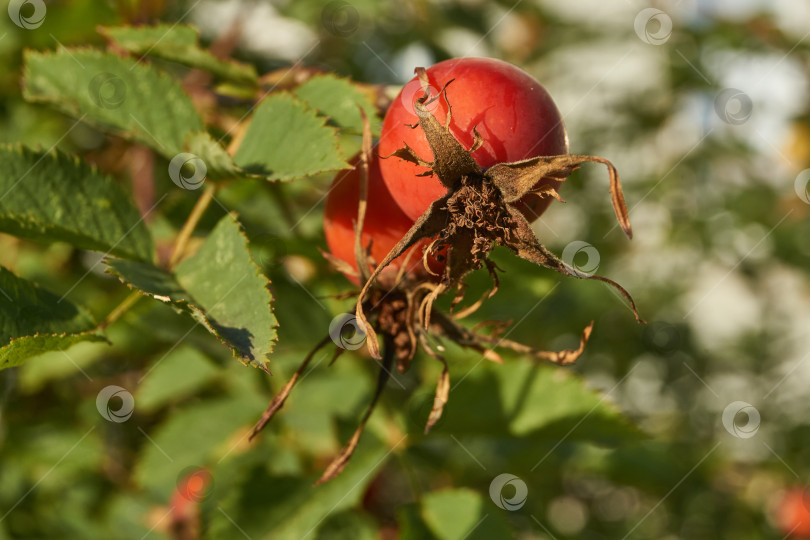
[379,57,569,222]
[323,155,438,283]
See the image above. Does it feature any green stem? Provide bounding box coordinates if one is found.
[99,290,141,330]
[169,182,217,269]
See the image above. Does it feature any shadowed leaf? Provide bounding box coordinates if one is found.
[100,24,257,84]
[0,266,106,370]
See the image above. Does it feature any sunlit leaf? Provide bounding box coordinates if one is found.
[23,48,204,158]
[0,144,154,261]
[233,93,349,180]
[107,215,277,369]
[293,75,381,135]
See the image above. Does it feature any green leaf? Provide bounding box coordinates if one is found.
[17,339,110,393]
[421,489,514,540]
[209,432,390,540]
[233,93,349,180]
[100,24,257,84]
[175,215,277,366]
[315,510,379,540]
[133,393,264,498]
[293,75,381,135]
[0,144,154,261]
[0,266,106,370]
[434,360,642,446]
[106,214,277,369]
[184,131,251,180]
[135,345,220,412]
[105,258,186,302]
[23,48,204,158]
[397,504,438,540]
[0,333,107,371]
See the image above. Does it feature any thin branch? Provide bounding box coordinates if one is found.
[168,182,217,269]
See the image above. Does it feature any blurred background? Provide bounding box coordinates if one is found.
[1,0,810,538]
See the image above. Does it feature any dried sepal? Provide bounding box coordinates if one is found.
[411,67,481,188]
[356,196,451,359]
[495,321,594,365]
[353,106,374,283]
[450,260,500,321]
[380,143,434,170]
[504,206,643,322]
[430,311,593,366]
[315,341,394,485]
[417,334,450,434]
[320,248,359,278]
[249,334,332,441]
[486,154,632,238]
[428,311,504,365]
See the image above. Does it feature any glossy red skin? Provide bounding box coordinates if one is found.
[776,488,810,538]
[324,156,438,284]
[379,57,569,222]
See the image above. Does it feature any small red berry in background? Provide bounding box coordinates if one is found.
[379,57,569,223]
[776,487,810,538]
[169,467,213,540]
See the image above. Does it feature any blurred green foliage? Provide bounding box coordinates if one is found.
[1,1,809,539]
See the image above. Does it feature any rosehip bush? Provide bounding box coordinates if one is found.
[0,5,799,540]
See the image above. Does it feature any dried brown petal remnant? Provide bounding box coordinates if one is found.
[356,67,643,360]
